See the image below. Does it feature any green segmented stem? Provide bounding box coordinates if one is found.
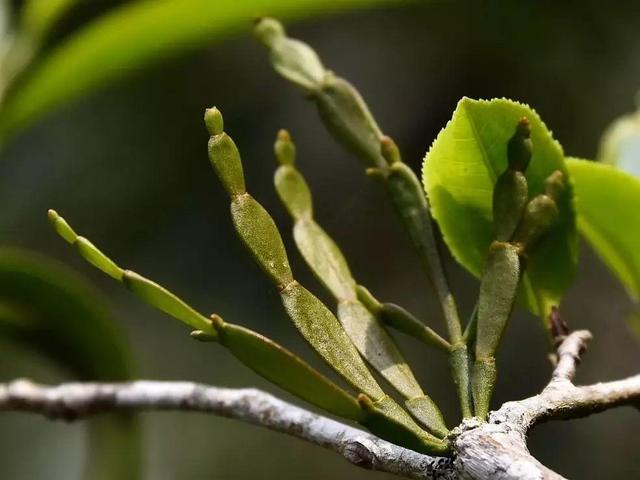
[471,121,565,419]
[277,281,382,398]
[211,317,362,420]
[47,209,362,420]
[255,18,384,169]
[476,248,520,359]
[315,73,386,168]
[274,130,448,437]
[254,17,326,92]
[470,120,532,419]
[472,241,521,419]
[205,108,446,452]
[255,18,471,418]
[381,139,472,418]
[206,108,379,398]
[355,285,451,353]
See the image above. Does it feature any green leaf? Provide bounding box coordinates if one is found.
[0,247,140,480]
[597,102,640,176]
[20,0,79,41]
[0,247,133,380]
[423,97,578,319]
[567,158,640,301]
[627,309,640,341]
[0,0,390,141]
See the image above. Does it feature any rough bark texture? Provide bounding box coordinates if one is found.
[1,331,639,479]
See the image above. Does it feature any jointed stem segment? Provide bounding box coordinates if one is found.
[43,17,576,457]
[46,210,363,421]
[274,130,448,437]
[471,118,566,419]
[255,17,472,418]
[355,285,451,353]
[206,108,446,453]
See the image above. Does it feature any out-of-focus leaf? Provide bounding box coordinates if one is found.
[0,0,390,141]
[598,99,640,176]
[422,97,578,320]
[0,247,139,480]
[0,247,132,379]
[20,0,79,40]
[627,309,640,342]
[0,1,10,38]
[567,158,640,301]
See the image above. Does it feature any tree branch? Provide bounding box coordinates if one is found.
[454,330,640,480]
[494,330,640,430]
[0,379,453,479]
[1,331,639,479]
[549,329,591,383]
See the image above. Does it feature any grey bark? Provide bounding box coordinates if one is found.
[1,331,638,479]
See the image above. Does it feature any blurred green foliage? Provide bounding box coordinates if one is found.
[1,1,640,479]
[598,97,640,176]
[567,159,640,302]
[0,247,139,479]
[0,0,390,142]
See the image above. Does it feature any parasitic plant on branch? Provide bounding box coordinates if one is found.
[2,15,640,480]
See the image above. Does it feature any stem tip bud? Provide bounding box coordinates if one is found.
[204,107,224,136]
[274,129,296,165]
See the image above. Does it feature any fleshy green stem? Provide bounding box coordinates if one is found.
[254,17,472,418]
[355,285,451,353]
[471,119,566,419]
[273,130,448,437]
[47,209,363,421]
[205,107,447,453]
[378,140,472,417]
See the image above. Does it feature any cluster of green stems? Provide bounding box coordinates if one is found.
[47,17,565,454]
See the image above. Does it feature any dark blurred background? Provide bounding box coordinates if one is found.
[1,1,639,478]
